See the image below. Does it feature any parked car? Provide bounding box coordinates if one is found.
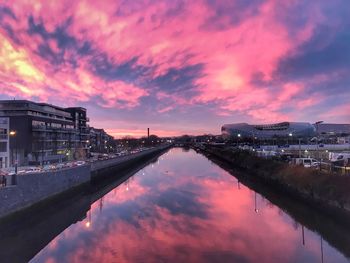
[75,161,86,166]
[25,167,42,174]
[56,163,66,169]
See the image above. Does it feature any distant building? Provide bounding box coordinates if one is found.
[221,122,316,139]
[65,107,90,157]
[88,127,115,153]
[316,123,350,136]
[0,117,10,168]
[0,100,90,167]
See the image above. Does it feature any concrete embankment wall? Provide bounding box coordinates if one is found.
[0,165,91,218]
[0,145,171,219]
[91,145,170,180]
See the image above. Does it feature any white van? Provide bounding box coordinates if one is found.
[294,158,319,168]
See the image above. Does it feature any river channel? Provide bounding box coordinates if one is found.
[2,148,349,262]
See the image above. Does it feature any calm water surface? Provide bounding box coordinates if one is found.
[30,148,349,263]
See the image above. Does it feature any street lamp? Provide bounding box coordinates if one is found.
[237,133,241,146]
[287,133,292,145]
[9,130,17,185]
[315,121,323,171]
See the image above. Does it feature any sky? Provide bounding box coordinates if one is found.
[0,0,349,138]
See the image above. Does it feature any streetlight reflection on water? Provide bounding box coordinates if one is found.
[85,210,92,228]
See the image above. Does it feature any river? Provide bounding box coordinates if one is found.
[3,148,350,262]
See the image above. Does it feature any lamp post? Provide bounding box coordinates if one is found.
[288,133,293,145]
[86,140,90,159]
[252,133,255,147]
[237,133,241,147]
[315,121,323,171]
[9,130,17,185]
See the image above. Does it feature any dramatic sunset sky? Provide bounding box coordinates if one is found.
[0,0,349,137]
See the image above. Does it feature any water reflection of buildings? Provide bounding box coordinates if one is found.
[236,177,328,262]
[254,192,258,213]
[99,197,104,212]
[0,194,92,262]
[1,148,348,262]
[85,209,92,228]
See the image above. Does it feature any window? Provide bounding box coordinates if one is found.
[32,120,46,127]
[0,118,8,124]
[0,142,7,152]
[51,123,62,128]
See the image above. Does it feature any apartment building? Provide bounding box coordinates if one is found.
[0,117,10,168]
[88,127,115,153]
[0,100,90,166]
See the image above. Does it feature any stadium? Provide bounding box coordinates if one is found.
[221,122,316,139]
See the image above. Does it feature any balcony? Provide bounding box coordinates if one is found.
[32,125,78,133]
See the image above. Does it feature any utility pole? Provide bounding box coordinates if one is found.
[41,139,44,167]
[9,130,17,185]
[237,133,241,147]
[315,121,323,171]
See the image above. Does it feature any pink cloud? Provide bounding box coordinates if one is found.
[0,0,348,136]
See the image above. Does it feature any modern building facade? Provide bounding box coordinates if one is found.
[316,123,350,136]
[221,122,316,139]
[65,107,90,158]
[88,127,115,153]
[0,100,90,167]
[0,117,10,168]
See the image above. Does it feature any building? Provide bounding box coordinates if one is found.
[65,107,90,158]
[0,100,90,167]
[88,127,115,153]
[221,122,316,139]
[316,123,350,136]
[0,117,10,168]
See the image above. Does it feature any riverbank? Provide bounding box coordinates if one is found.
[0,144,171,220]
[195,145,350,219]
[0,152,164,263]
[205,153,350,258]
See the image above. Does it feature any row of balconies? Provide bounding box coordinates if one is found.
[32,136,82,141]
[32,144,85,152]
[32,125,78,132]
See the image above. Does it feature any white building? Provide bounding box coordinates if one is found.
[221,122,316,139]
